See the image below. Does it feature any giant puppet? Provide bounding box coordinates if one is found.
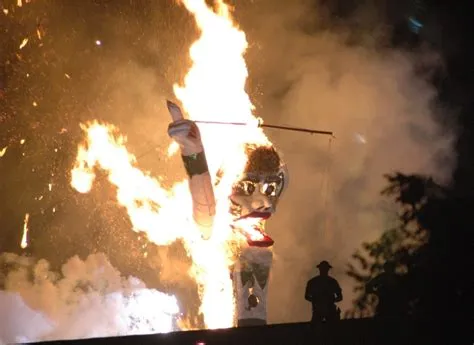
[166,100,288,327]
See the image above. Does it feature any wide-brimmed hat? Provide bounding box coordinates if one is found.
[317,260,332,269]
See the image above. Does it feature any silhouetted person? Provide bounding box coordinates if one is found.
[366,261,405,319]
[305,260,343,323]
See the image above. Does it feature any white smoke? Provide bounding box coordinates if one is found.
[0,253,179,344]
[233,0,455,322]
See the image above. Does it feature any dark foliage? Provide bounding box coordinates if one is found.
[347,172,473,319]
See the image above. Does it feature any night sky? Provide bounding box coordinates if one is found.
[0,0,473,335]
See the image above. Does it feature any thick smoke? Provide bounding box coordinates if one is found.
[0,253,178,344]
[234,0,455,322]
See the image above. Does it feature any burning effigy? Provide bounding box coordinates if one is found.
[166,100,288,326]
[70,0,288,329]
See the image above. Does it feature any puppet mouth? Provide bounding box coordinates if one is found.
[231,214,274,247]
[233,214,267,232]
[238,211,272,220]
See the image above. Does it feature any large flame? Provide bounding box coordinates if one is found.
[174,0,270,176]
[71,0,272,330]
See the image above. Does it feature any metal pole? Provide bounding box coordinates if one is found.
[194,120,334,137]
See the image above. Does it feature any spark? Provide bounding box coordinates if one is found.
[355,133,367,144]
[20,213,30,249]
[20,139,25,144]
[32,101,37,107]
[36,28,42,40]
[95,40,102,46]
[48,183,53,191]
[17,0,22,7]
[0,147,7,157]
[3,8,8,15]
[19,38,29,49]
[64,73,71,79]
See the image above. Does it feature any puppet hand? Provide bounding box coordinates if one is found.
[168,119,204,156]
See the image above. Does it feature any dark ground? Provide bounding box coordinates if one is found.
[31,318,472,345]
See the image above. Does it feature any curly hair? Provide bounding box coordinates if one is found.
[244,144,281,174]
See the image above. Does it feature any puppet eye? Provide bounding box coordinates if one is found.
[235,180,256,195]
[262,182,277,196]
[244,181,256,195]
[262,174,284,197]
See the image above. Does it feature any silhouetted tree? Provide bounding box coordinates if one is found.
[347,172,473,320]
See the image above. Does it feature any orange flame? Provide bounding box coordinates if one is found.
[71,0,273,330]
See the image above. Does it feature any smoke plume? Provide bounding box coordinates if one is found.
[0,253,178,344]
[233,0,455,322]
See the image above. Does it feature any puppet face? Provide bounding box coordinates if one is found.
[229,145,288,224]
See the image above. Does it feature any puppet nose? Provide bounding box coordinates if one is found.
[251,195,273,211]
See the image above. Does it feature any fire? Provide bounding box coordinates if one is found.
[20,213,30,249]
[71,122,193,246]
[70,0,273,330]
[233,217,266,241]
[174,0,270,178]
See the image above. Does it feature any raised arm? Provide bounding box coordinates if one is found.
[166,100,216,239]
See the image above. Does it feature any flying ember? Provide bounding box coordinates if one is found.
[20,213,30,249]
